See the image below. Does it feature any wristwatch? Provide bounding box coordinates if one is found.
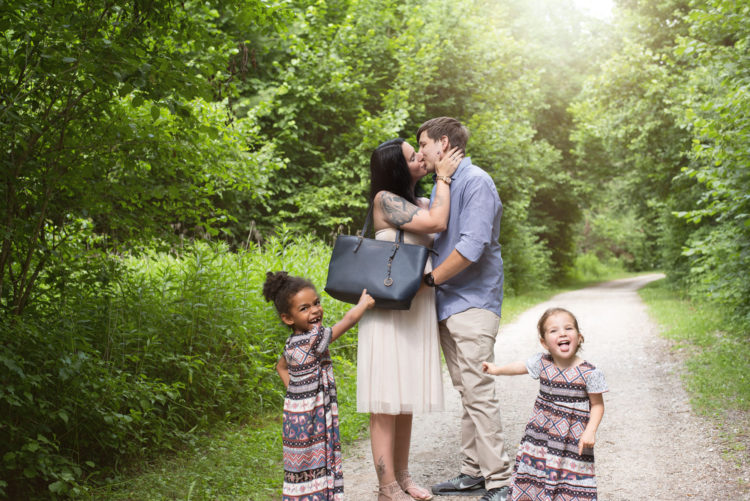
[423,272,436,287]
[436,175,452,185]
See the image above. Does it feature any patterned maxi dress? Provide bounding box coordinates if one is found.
[282,325,343,501]
[510,353,608,501]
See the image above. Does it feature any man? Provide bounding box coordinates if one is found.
[418,117,512,501]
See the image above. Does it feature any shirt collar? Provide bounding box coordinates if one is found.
[433,157,469,181]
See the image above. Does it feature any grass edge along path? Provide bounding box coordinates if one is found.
[88,277,638,501]
[638,278,749,472]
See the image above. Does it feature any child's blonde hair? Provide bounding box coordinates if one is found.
[537,307,585,352]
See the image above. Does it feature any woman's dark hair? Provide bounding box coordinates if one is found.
[369,138,417,205]
[262,271,315,316]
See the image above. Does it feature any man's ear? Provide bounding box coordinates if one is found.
[440,135,450,152]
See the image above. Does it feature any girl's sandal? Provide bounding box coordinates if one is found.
[378,480,413,501]
[395,470,434,501]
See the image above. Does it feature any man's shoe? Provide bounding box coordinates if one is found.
[431,473,486,496]
[479,486,510,501]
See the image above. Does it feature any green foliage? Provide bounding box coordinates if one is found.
[565,253,625,284]
[576,179,652,270]
[569,0,750,330]
[672,0,750,322]
[0,0,285,315]
[505,0,613,274]
[85,418,284,501]
[639,279,749,414]
[0,235,355,498]
[496,202,553,296]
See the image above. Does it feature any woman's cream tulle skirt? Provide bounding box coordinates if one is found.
[356,229,444,414]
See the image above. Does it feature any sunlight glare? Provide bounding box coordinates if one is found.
[573,0,614,20]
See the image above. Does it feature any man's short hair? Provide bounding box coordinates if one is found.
[416,117,469,152]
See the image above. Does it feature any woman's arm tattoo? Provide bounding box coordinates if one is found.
[380,192,421,227]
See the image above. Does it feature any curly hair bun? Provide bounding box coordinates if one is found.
[262,271,290,303]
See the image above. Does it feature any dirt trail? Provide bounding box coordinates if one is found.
[342,274,750,500]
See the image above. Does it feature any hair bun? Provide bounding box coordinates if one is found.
[262,271,290,303]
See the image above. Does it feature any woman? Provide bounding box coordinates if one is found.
[357,138,462,501]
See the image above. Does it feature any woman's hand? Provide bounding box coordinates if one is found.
[435,146,463,178]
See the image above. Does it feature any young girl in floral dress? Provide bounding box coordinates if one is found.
[263,271,374,501]
[482,307,608,501]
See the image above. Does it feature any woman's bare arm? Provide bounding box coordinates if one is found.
[374,148,462,234]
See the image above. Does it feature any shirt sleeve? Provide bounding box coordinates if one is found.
[312,325,333,355]
[586,367,609,394]
[454,176,499,263]
[526,352,544,379]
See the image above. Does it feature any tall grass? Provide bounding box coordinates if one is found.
[639,279,749,414]
[0,232,358,499]
[88,356,367,501]
[639,279,749,471]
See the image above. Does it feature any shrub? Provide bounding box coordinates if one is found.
[0,233,353,498]
[566,252,625,283]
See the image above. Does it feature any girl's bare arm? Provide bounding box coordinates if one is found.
[331,289,375,341]
[578,392,604,454]
[481,360,528,376]
[276,356,290,388]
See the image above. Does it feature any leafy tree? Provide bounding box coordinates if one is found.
[0,0,285,315]
[569,0,695,271]
[227,0,576,288]
[673,0,750,320]
[504,0,617,275]
[570,0,749,326]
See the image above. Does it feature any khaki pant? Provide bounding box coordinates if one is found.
[439,308,512,489]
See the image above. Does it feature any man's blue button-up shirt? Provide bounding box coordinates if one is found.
[430,157,504,322]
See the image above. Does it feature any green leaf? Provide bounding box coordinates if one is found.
[48,480,67,493]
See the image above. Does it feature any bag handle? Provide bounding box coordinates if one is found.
[358,201,436,257]
[359,203,405,244]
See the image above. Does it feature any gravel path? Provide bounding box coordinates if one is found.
[342,274,750,500]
